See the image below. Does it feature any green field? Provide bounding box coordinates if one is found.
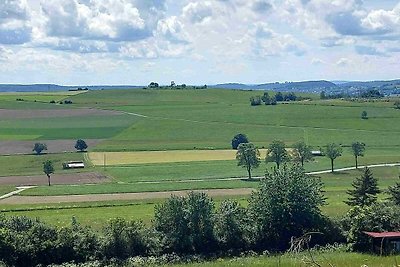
[0,89,399,230]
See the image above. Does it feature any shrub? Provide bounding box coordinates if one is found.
[33,142,47,155]
[154,192,216,255]
[250,96,262,106]
[248,164,326,251]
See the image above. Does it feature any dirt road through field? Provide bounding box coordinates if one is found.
[0,188,253,204]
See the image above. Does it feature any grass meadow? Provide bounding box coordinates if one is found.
[0,89,399,237]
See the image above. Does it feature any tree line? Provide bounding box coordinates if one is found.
[250,92,308,106]
[232,133,366,179]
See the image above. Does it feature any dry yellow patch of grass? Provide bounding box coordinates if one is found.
[89,149,268,165]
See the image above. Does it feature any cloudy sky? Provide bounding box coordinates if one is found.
[0,0,399,85]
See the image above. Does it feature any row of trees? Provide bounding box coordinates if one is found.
[250,92,303,106]
[32,139,88,155]
[232,134,366,179]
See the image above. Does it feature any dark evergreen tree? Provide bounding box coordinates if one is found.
[388,177,400,205]
[345,167,380,207]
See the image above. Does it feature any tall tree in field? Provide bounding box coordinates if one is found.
[266,140,289,169]
[324,143,342,173]
[351,142,365,169]
[292,141,313,167]
[236,143,260,180]
[43,160,54,186]
[345,167,380,207]
[231,133,249,149]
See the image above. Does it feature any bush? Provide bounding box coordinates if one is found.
[214,200,250,252]
[250,96,262,106]
[154,192,216,255]
[64,100,73,104]
[248,164,327,251]
[341,203,400,252]
[33,142,47,155]
[102,218,156,259]
[231,133,249,149]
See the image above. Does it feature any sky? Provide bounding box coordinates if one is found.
[0,0,399,85]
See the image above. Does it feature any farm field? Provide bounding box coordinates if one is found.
[1,166,397,226]
[0,88,398,229]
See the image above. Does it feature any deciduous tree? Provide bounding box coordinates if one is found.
[266,140,289,169]
[231,133,249,149]
[292,141,313,167]
[351,142,365,169]
[236,143,260,179]
[248,164,326,250]
[324,143,342,172]
[43,160,54,186]
[75,139,88,152]
[33,143,47,155]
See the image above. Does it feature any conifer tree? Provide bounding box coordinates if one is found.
[345,167,380,207]
[388,177,400,205]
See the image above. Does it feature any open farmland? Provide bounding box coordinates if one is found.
[0,89,399,227]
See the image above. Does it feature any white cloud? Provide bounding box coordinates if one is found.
[0,0,31,44]
[182,2,213,24]
[336,57,351,66]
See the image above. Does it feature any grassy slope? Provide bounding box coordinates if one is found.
[65,89,400,151]
[0,114,138,140]
[166,252,400,267]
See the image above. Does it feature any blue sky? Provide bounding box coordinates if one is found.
[0,0,399,85]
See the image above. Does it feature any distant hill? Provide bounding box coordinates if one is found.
[0,84,143,92]
[212,80,337,92]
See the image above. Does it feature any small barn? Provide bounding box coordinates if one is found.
[363,231,400,254]
[62,161,85,169]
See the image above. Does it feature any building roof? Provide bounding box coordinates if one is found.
[363,231,400,238]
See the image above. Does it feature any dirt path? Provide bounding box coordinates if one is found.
[0,188,253,204]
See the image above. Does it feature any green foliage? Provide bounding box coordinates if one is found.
[345,167,380,207]
[388,177,400,205]
[265,140,289,169]
[102,218,156,259]
[33,142,47,155]
[291,141,313,166]
[75,139,88,152]
[360,89,383,98]
[248,164,326,250]
[342,203,400,252]
[361,110,368,119]
[43,160,54,186]
[395,100,400,109]
[351,141,366,169]
[214,200,250,252]
[324,143,343,172]
[154,192,216,255]
[231,133,249,149]
[249,96,262,106]
[274,92,283,102]
[236,143,260,179]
